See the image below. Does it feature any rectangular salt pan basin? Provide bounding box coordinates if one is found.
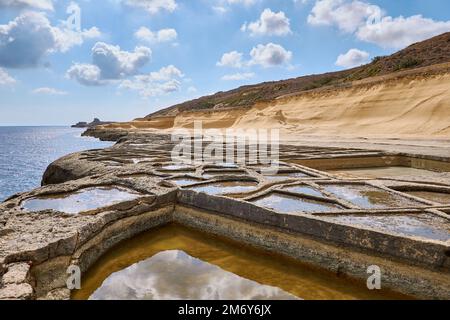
[406,191,450,204]
[187,181,258,195]
[168,177,204,187]
[328,167,437,179]
[323,184,422,209]
[21,187,142,214]
[73,225,402,300]
[160,164,194,171]
[88,250,298,300]
[252,193,344,214]
[262,172,311,181]
[326,213,450,242]
[202,171,246,179]
[282,185,325,198]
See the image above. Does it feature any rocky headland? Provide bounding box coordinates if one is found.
[71,118,113,129]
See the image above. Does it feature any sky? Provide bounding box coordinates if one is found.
[1,0,450,125]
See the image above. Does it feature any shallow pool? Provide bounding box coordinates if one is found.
[187,181,259,195]
[72,224,406,300]
[252,192,344,213]
[21,187,142,214]
[328,167,437,179]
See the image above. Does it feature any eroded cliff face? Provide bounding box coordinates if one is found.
[228,73,450,137]
[94,71,450,139]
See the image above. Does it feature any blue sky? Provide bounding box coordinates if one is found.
[1,0,450,125]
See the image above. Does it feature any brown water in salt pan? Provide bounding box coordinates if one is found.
[329,167,436,179]
[406,191,450,204]
[322,184,422,209]
[72,224,406,300]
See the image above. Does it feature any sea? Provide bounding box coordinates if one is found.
[0,126,113,202]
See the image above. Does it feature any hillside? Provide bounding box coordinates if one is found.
[144,32,450,118]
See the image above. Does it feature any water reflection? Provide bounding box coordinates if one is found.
[327,213,450,241]
[262,172,310,181]
[168,177,204,187]
[323,185,421,209]
[328,167,435,179]
[161,164,194,171]
[90,250,297,300]
[187,181,258,195]
[252,192,343,213]
[21,187,141,214]
[282,185,325,198]
[72,224,407,300]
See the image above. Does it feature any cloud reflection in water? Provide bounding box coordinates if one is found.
[90,250,299,300]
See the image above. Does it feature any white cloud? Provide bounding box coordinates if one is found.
[212,6,228,14]
[125,0,177,14]
[32,87,68,95]
[226,0,257,5]
[91,42,152,79]
[66,43,182,98]
[335,48,369,68]
[66,63,104,86]
[213,0,258,13]
[67,42,152,85]
[119,65,184,98]
[241,8,292,36]
[187,86,197,93]
[0,12,56,68]
[146,64,184,81]
[53,2,102,52]
[249,43,292,68]
[221,72,255,81]
[0,0,54,10]
[0,11,100,69]
[218,44,292,70]
[135,26,177,43]
[53,26,102,53]
[308,0,450,48]
[217,51,244,68]
[357,15,450,48]
[308,0,382,33]
[0,68,15,85]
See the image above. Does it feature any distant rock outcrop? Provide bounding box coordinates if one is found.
[71,118,113,128]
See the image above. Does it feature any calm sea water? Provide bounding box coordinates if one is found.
[0,127,113,202]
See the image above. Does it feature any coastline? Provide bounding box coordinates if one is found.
[0,127,113,202]
[1,130,449,300]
